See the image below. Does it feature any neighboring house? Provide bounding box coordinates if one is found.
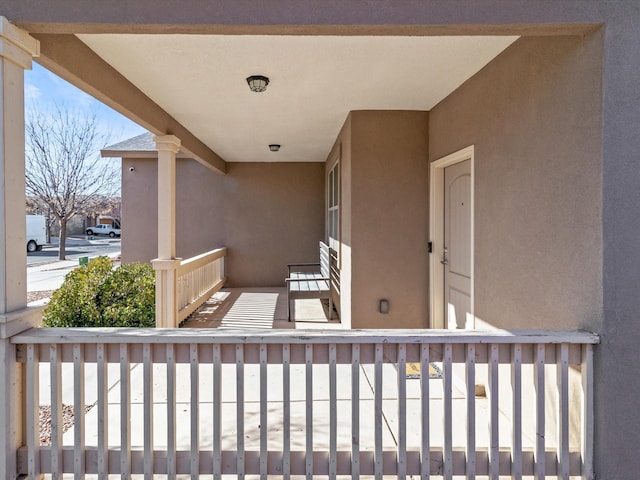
[0,2,639,479]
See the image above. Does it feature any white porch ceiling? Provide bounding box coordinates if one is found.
[78,34,518,163]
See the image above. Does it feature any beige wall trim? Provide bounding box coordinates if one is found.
[429,145,475,329]
[0,305,44,339]
[2,2,603,36]
[0,17,39,68]
[102,150,192,159]
[155,134,181,153]
[32,33,227,174]
[12,23,600,37]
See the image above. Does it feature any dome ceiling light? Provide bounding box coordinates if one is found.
[246,75,269,92]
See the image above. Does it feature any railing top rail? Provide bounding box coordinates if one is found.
[11,328,599,345]
[177,247,227,275]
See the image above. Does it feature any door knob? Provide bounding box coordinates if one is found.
[440,247,449,265]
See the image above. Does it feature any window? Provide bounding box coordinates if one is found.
[328,162,339,251]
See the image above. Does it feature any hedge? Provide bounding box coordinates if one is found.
[42,257,155,328]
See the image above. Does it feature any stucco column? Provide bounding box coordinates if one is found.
[154,135,179,260]
[0,17,39,479]
[152,135,180,327]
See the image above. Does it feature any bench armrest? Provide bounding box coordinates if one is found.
[285,276,330,283]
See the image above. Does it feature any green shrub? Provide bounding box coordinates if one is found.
[96,263,156,327]
[42,258,155,328]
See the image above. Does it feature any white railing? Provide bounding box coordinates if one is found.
[12,328,597,479]
[177,247,227,323]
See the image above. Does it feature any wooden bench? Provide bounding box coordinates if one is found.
[286,241,335,321]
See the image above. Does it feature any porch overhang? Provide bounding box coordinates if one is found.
[3,3,601,170]
[33,33,227,174]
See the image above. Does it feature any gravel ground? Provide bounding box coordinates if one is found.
[27,290,55,304]
[39,404,94,445]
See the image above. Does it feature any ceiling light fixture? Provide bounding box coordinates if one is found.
[269,144,281,152]
[246,75,269,92]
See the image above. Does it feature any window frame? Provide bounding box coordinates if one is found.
[327,160,340,252]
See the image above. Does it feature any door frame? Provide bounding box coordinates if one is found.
[429,145,475,329]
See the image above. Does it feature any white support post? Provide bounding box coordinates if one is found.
[152,258,181,328]
[0,17,39,479]
[152,135,181,328]
[155,135,180,260]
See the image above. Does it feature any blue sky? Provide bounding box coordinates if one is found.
[25,62,148,145]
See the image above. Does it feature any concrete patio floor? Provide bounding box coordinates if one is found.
[182,287,343,330]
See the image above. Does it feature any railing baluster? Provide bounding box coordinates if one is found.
[581,344,594,480]
[73,344,85,480]
[143,343,154,480]
[260,343,268,480]
[26,344,39,480]
[466,343,476,480]
[557,344,569,480]
[305,343,313,480]
[212,344,222,480]
[190,344,200,479]
[120,344,131,479]
[351,344,360,480]
[420,343,430,478]
[176,248,228,322]
[489,344,499,480]
[50,344,63,479]
[535,344,546,480]
[374,343,383,480]
[96,343,108,479]
[397,344,407,480]
[237,344,245,480]
[443,343,453,480]
[282,344,291,480]
[329,343,337,480]
[166,344,176,477]
[511,343,523,480]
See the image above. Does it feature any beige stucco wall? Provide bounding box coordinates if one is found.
[122,159,324,287]
[222,162,325,287]
[121,157,159,264]
[429,34,603,331]
[329,111,430,329]
[431,29,603,445]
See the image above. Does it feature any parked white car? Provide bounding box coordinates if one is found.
[26,214,46,252]
[86,224,121,238]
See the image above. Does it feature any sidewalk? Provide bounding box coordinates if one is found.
[46,357,533,459]
[46,236,119,248]
[53,361,468,452]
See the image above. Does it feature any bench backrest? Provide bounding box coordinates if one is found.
[321,241,340,295]
[319,241,330,279]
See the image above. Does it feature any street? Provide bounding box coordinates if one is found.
[27,236,121,265]
[27,237,121,294]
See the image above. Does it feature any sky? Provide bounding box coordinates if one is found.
[24,62,148,145]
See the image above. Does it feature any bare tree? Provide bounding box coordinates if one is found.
[25,106,119,260]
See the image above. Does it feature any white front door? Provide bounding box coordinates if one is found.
[443,159,472,329]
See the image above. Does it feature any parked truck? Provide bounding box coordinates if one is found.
[86,223,121,238]
[26,214,46,252]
